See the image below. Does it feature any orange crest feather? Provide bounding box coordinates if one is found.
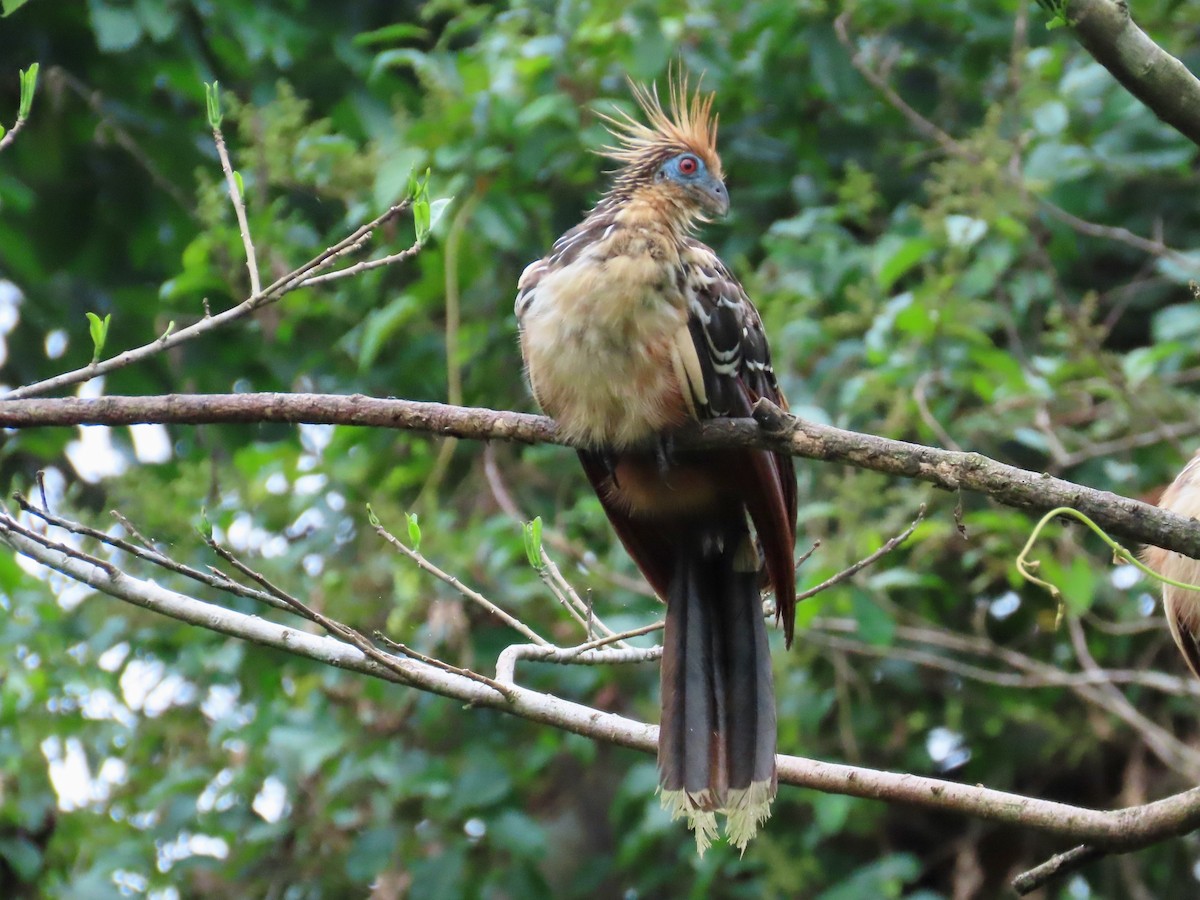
[598,72,723,184]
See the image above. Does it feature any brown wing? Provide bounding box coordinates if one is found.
[681,242,797,644]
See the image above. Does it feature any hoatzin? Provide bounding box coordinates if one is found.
[515,77,797,852]
[1144,451,1200,681]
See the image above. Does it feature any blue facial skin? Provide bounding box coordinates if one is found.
[659,153,729,217]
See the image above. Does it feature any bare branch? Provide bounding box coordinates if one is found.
[2,392,1199,557]
[211,123,261,297]
[12,494,293,613]
[532,542,630,645]
[1013,844,1103,895]
[495,642,662,686]
[371,516,551,646]
[297,240,423,287]
[5,519,1200,854]
[812,618,1200,697]
[376,633,517,700]
[1061,0,1200,149]
[794,504,926,604]
[0,115,28,153]
[1,203,412,401]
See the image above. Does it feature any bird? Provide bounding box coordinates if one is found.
[514,74,797,853]
[1143,450,1200,680]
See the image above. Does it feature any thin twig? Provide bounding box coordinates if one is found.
[795,504,926,604]
[0,203,412,401]
[12,495,293,613]
[481,443,655,597]
[0,510,120,579]
[913,372,964,452]
[537,546,627,644]
[1065,614,1200,778]
[110,510,158,552]
[796,539,821,569]
[1055,420,1200,469]
[807,627,1198,695]
[371,518,551,646]
[417,192,475,506]
[495,641,662,685]
[297,239,423,288]
[1013,844,1103,895]
[0,115,28,153]
[204,532,513,702]
[376,633,517,700]
[211,124,261,296]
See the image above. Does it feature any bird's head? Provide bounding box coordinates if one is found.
[599,74,728,223]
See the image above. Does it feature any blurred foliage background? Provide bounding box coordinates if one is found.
[3,0,1200,897]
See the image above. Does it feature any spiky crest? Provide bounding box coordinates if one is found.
[597,72,723,199]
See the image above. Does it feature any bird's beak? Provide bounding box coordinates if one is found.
[698,177,729,218]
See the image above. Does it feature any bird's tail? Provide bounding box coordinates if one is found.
[657,523,777,855]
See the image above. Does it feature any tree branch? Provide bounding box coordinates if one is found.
[1013,844,1103,895]
[4,517,1200,857]
[1061,0,1200,149]
[1,391,1197,557]
[209,114,261,297]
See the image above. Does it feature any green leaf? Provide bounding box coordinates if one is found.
[233,170,244,199]
[196,506,213,540]
[406,167,429,203]
[84,311,111,363]
[346,826,403,882]
[872,235,934,291]
[523,518,543,569]
[812,792,855,837]
[405,512,421,550]
[1151,302,1200,344]
[353,23,430,45]
[406,168,433,241]
[89,2,143,50]
[366,503,380,528]
[1,0,32,16]
[851,590,895,646]
[413,196,431,243]
[426,197,452,237]
[356,294,419,370]
[18,63,38,119]
[815,853,921,900]
[0,836,42,880]
[204,80,222,128]
[512,93,577,129]
[490,809,547,857]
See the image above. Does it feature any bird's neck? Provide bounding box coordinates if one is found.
[599,186,700,241]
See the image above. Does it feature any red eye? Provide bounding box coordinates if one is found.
[678,155,698,175]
